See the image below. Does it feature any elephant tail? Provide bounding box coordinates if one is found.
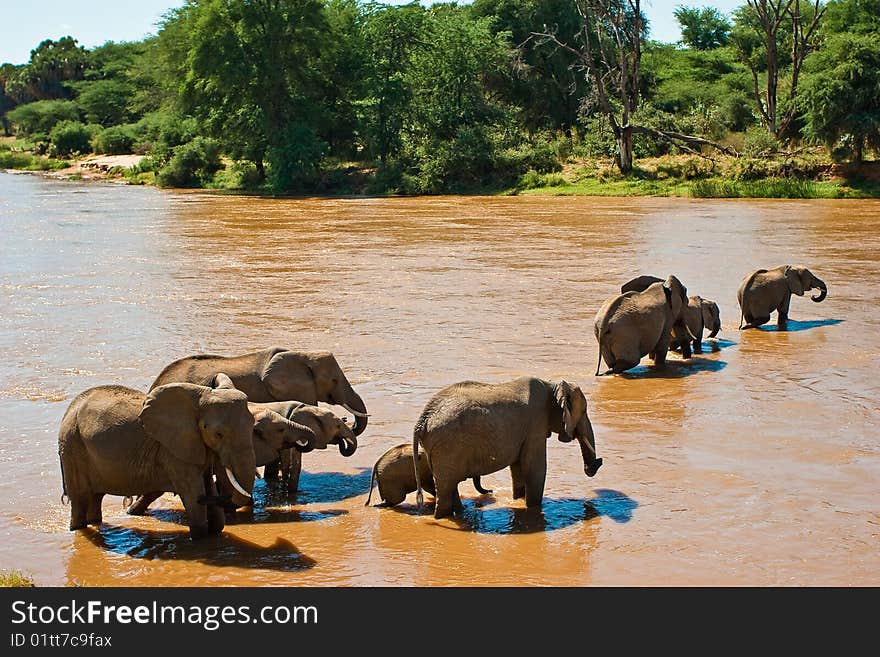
[473,476,493,495]
[413,425,425,511]
[58,449,69,505]
[595,338,603,376]
[365,460,378,506]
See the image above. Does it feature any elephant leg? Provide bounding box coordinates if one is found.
[203,475,225,536]
[511,462,525,499]
[521,443,547,508]
[434,479,460,519]
[692,338,702,354]
[777,294,791,329]
[127,491,162,516]
[652,342,670,367]
[87,493,104,525]
[178,478,210,540]
[452,487,464,514]
[680,340,692,359]
[263,457,282,482]
[284,449,302,496]
[69,493,89,530]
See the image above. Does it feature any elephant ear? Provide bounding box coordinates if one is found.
[554,381,575,438]
[212,372,237,390]
[785,266,805,296]
[140,383,207,466]
[262,350,317,403]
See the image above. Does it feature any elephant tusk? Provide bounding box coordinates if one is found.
[341,404,369,418]
[295,439,309,448]
[225,467,251,498]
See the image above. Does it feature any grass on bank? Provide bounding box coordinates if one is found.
[0,569,36,587]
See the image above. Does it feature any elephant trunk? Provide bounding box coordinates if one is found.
[336,424,358,457]
[286,418,316,453]
[338,383,368,436]
[576,420,603,478]
[708,324,720,338]
[811,279,827,303]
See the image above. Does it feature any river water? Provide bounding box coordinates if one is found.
[1,171,877,586]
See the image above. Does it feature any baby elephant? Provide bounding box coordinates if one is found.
[738,265,827,329]
[365,443,491,507]
[673,296,721,355]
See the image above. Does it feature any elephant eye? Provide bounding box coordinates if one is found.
[215,431,224,441]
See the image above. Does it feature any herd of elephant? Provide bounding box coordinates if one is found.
[57,263,828,538]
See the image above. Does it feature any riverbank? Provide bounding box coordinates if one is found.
[3,136,879,198]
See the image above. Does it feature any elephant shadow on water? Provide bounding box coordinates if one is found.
[618,355,728,380]
[264,467,373,505]
[753,318,843,332]
[77,524,317,572]
[398,488,638,535]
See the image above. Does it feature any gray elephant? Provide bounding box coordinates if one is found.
[413,377,602,519]
[595,274,692,374]
[58,379,256,540]
[737,265,827,329]
[619,276,721,355]
[128,374,356,513]
[150,347,368,479]
[675,296,721,354]
[365,443,491,507]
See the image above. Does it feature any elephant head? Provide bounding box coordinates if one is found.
[251,408,316,456]
[785,266,827,302]
[262,350,369,436]
[140,381,256,501]
[291,404,358,457]
[700,298,722,338]
[554,381,602,478]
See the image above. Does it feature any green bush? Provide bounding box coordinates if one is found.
[156,137,222,188]
[517,169,567,189]
[92,125,135,154]
[742,126,779,157]
[7,100,80,135]
[48,121,95,156]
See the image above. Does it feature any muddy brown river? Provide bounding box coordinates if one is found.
[0,172,877,586]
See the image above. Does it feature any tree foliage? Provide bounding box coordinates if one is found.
[674,6,732,49]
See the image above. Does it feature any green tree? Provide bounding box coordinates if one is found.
[674,6,732,50]
[800,0,880,160]
[360,2,427,164]
[471,0,588,133]
[6,37,87,102]
[162,0,327,188]
[0,63,20,135]
[732,0,825,140]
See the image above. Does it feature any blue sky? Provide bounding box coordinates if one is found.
[0,0,745,65]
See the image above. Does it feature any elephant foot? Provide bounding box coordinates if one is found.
[69,521,87,531]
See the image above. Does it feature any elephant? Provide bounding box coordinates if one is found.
[674,296,721,354]
[595,274,692,374]
[620,276,721,355]
[150,347,368,479]
[58,379,256,540]
[412,377,602,519]
[364,443,491,507]
[737,265,827,329]
[128,373,356,513]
